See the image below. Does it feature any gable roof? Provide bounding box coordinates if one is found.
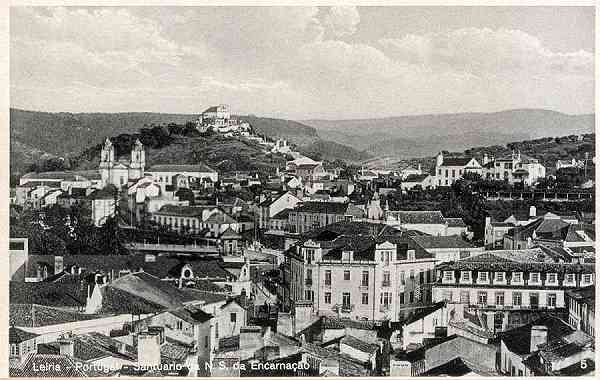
[411,235,474,250]
[500,315,575,355]
[386,210,446,224]
[340,335,379,355]
[444,217,467,228]
[402,301,445,326]
[9,327,39,344]
[441,156,476,167]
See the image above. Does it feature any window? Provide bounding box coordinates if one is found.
[478,291,488,305]
[383,272,391,287]
[546,273,557,285]
[419,271,424,285]
[409,292,414,303]
[306,249,314,264]
[478,272,489,282]
[512,272,522,283]
[306,269,312,285]
[362,293,369,305]
[176,321,183,330]
[400,271,405,285]
[547,293,557,308]
[495,272,505,282]
[582,274,592,284]
[10,344,19,357]
[438,169,442,175]
[325,292,331,304]
[452,169,456,177]
[399,293,405,304]
[410,270,415,280]
[530,272,540,283]
[304,290,314,301]
[361,271,369,286]
[495,292,504,305]
[512,292,522,306]
[460,291,470,304]
[460,271,471,282]
[344,270,350,281]
[565,273,576,284]
[381,292,391,307]
[530,292,539,307]
[443,271,454,281]
[325,270,332,285]
[342,293,351,308]
[230,313,237,323]
[407,250,415,261]
[445,169,449,177]
[215,322,219,339]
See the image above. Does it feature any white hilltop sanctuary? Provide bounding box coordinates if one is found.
[196,104,251,135]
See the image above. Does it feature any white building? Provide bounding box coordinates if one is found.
[482,151,546,186]
[434,152,482,187]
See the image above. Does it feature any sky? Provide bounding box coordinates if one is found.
[10,6,595,119]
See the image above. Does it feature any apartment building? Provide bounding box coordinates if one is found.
[287,202,364,234]
[284,222,437,322]
[433,249,594,333]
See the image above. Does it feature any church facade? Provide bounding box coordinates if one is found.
[99,138,146,187]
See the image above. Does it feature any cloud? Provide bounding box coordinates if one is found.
[9,7,595,117]
[322,6,360,38]
[379,27,593,77]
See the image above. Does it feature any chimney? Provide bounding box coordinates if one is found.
[530,325,548,353]
[54,256,64,274]
[137,332,161,368]
[529,206,537,218]
[57,335,74,358]
[239,326,263,360]
[148,326,165,344]
[483,154,489,165]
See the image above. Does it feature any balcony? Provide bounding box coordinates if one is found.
[305,278,313,286]
[341,304,353,313]
[382,281,391,287]
[380,304,391,312]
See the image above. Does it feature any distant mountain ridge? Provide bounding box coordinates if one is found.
[9,108,372,176]
[303,109,594,159]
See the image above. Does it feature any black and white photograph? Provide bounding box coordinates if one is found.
[6,4,596,377]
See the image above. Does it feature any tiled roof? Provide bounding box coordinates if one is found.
[386,210,446,224]
[154,205,207,217]
[218,335,240,352]
[271,208,291,220]
[404,174,430,182]
[420,357,478,376]
[500,315,575,355]
[10,304,105,328]
[147,163,217,173]
[98,286,167,315]
[168,305,213,324]
[440,157,474,166]
[340,335,379,355]
[436,249,594,274]
[444,217,467,228]
[301,343,371,376]
[293,201,364,217]
[411,235,474,249]
[21,171,80,181]
[161,342,190,363]
[9,327,38,344]
[401,302,445,326]
[10,281,87,307]
[205,211,237,225]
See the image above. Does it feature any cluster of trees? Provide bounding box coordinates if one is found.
[10,203,125,255]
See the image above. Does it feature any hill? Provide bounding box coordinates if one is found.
[304,109,594,159]
[10,108,371,176]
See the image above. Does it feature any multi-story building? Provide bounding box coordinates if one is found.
[258,191,302,229]
[433,248,595,333]
[284,222,437,322]
[482,151,546,186]
[433,152,482,187]
[287,202,364,234]
[565,286,594,337]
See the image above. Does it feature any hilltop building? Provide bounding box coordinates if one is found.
[434,152,482,187]
[99,138,145,188]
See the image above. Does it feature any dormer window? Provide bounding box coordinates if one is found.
[494,272,505,283]
[442,271,455,283]
[460,271,471,283]
[407,250,416,261]
[477,271,489,283]
[582,274,592,285]
[529,272,541,284]
[511,272,523,284]
[183,268,193,279]
[565,273,576,285]
[342,251,352,262]
[546,273,557,285]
